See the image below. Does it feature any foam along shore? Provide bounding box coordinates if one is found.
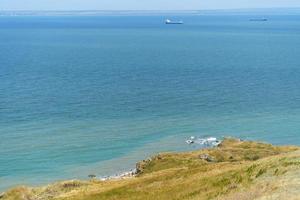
[186,136,221,146]
[98,169,137,181]
[3,138,300,200]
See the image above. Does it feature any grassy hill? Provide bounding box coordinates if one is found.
[3,138,300,200]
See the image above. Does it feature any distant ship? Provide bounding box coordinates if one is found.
[165,19,183,24]
[249,18,268,22]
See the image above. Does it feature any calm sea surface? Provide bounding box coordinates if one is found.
[1,13,300,191]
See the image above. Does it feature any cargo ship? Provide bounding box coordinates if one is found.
[165,19,183,24]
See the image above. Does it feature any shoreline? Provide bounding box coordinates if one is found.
[2,138,300,199]
[0,136,221,192]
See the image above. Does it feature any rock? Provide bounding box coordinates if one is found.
[186,140,194,144]
[136,162,142,174]
[136,158,152,174]
[199,154,215,162]
[62,181,82,188]
[0,192,5,199]
[88,174,96,179]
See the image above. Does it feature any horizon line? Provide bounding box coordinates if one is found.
[1,7,300,12]
[1,7,300,16]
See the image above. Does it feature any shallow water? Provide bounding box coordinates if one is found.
[1,13,300,191]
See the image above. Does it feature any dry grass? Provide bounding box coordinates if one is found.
[3,138,300,200]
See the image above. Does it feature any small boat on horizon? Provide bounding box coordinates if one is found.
[249,18,268,22]
[165,19,184,25]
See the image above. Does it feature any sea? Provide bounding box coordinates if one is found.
[1,10,300,191]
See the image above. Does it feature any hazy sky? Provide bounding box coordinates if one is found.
[1,0,300,10]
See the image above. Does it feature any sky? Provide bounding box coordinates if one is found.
[0,0,300,11]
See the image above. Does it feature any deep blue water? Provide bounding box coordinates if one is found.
[1,13,300,191]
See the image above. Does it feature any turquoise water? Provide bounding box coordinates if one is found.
[1,13,300,191]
